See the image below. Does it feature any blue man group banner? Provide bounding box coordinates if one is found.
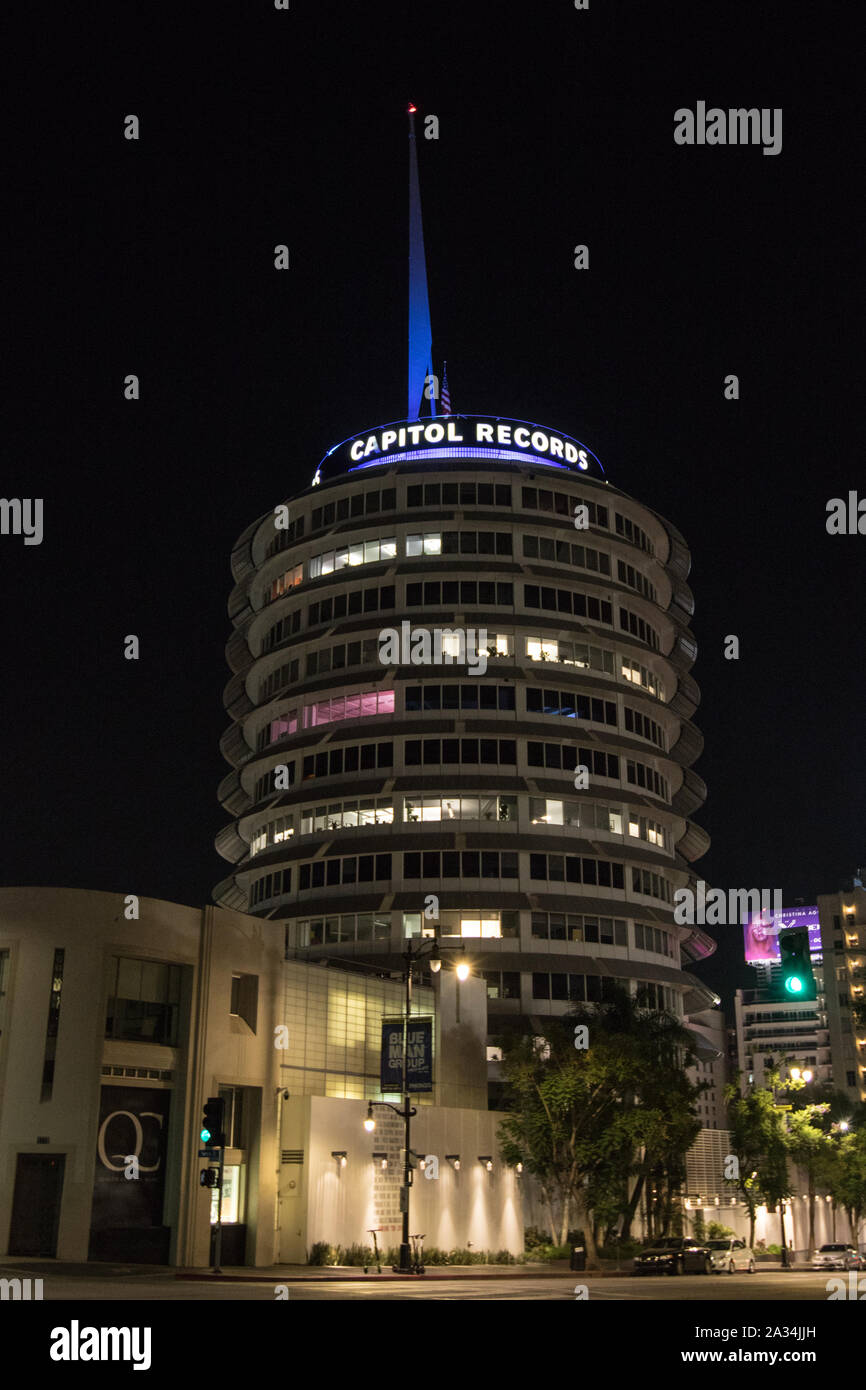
[380,1016,433,1093]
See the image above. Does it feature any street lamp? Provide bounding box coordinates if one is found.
[363,929,470,1274]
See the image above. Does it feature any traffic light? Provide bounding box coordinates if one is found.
[200,1096,226,1147]
[778,930,816,1001]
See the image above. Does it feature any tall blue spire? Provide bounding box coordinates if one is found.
[407,103,434,420]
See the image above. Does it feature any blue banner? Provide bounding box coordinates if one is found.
[380,1017,433,1093]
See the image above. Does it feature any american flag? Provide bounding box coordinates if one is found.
[440,362,451,415]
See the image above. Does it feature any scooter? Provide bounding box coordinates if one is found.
[364,1228,382,1274]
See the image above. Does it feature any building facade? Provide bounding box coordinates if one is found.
[734,883,866,1104]
[214,417,716,1066]
[0,888,518,1266]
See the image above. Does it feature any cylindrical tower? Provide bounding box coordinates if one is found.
[215,416,715,1060]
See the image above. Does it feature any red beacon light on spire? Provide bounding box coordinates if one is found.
[407,103,417,114]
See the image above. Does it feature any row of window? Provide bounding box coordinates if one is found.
[261,685,666,747]
[298,854,393,890]
[308,537,397,581]
[617,559,656,602]
[531,973,620,1002]
[287,482,652,558]
[262,580,662,655]
[250,869,291,905]
[621,658,663,700]
[520,486,610,530]
[526,688,618,726]
[283,909,675,952]
[300,742,393,783]
[306,585,396,630]
[529,799,668,847]
[259,657,301,703]
[299,912,392,945]
[528,855,627,890]
[633,921,677,957]
[404,580,515,607]
[619,607,660,650]
[624,706,666,749]
[256,633,664,705]
[526,741,620,779]
[404,850,519,880]
[266,512,305,557]
[532,974,677,1008]
[249,815,294,856]
[266,851,673,899]
[407,481,512,508]
[270,564,303,601]
[530,912,628,945]
[248,794,671,854]
[522,533,611,574]
[250,738,668,801]
[405,684,516,712]
[263,690,396,746]
[523,584,614,627]
[310,488,397,531]
[407,530,513,557]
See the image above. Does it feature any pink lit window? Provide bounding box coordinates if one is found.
[303,690,395,728]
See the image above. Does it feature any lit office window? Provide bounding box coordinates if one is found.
[460,917,502,939]
[406,533,443,556]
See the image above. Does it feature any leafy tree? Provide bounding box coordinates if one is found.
[724,1079,789,1247]
[836,1129,866,1248]
[786,1107,830,1255]
[498,986,702,1266]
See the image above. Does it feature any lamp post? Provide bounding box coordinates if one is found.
[364,928,469,1274]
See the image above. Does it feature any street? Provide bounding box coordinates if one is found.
[1,1267,851,1301]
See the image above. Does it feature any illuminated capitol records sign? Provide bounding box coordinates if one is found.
[315,415,605,484]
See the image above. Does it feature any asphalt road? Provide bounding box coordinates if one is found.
[2,1270,851,1300]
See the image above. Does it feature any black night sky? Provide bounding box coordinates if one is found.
[4,2,862,1012]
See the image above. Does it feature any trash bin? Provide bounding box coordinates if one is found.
[570,1245,586,1271]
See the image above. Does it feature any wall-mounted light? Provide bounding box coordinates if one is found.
[446,1154,461,1171]
[331,1151,348,1167]
[478,1155,493,1171]
[515,1162,523,1175]
[364,1102,376,1133]
[456,960,470,982]
[372,1151,388,1169]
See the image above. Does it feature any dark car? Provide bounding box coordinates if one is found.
[633,1237,713,1276]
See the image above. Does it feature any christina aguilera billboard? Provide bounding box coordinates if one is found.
[743,905,823,964]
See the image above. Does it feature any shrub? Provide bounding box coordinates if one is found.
[706,1222,735,1241]
[600,1238,642,1259]
[307,1241,334,1266]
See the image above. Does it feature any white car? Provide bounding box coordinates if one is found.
[706,1237,756,1274]
[812,1244,862,1271]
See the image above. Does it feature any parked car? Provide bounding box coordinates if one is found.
[633,1237,713,1275]
[706,1237,756,1274]
[812,1244,862,1271]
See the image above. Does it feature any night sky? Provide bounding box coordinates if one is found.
[4,3,862,1011]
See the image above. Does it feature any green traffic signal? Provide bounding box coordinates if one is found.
[200,1127,212,1143]
[778,929,816,1001]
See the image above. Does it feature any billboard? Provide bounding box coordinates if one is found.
[743,905,822,963]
